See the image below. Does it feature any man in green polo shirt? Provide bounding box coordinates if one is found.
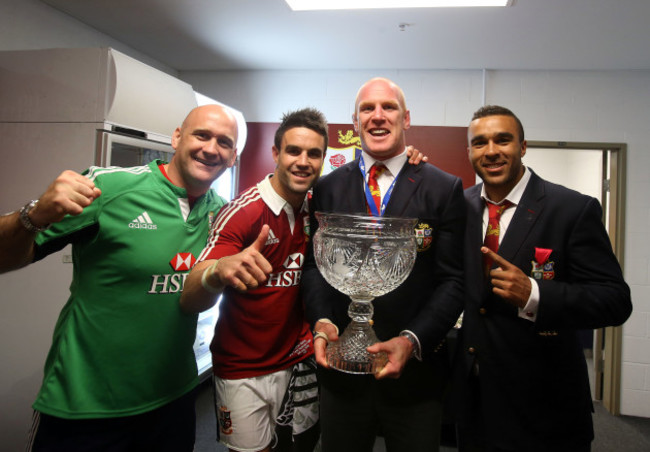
[0,104,238,451]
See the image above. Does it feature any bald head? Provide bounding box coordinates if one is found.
[181,104,238,140]
[168,103,239,197]
[354,77,407,116]
[352,77,411,160]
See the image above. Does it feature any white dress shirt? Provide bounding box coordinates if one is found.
[480,167,540,322]
[361,149,407,204]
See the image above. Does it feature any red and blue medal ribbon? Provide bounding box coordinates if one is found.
[359,155,397,217]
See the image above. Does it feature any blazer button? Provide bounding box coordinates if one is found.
[479,308,487,315]
[468,347,476,355]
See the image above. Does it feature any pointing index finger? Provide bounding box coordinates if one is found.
[480,246,513,269]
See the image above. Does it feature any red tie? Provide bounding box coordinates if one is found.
[484,200,512,273]
[367,163,386,215]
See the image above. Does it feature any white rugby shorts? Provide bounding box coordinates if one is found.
[213,368,292,451]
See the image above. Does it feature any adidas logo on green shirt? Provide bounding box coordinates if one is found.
[129,211,158,230]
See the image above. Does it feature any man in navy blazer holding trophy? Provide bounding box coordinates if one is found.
[454,105,632,452]
[302,77,466,451]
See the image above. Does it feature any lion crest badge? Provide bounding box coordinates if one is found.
[414,222,433,252]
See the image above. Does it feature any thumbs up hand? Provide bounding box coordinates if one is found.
[210,225,273,292]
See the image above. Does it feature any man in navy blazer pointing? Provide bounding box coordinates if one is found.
[453,105,632,452]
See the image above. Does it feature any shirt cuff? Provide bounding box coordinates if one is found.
[518,277,540,322]
[399,330,422,361]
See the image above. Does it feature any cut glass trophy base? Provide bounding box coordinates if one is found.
[326,321,388,375]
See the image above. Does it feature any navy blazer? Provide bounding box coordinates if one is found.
[454,169,632,450]
[302,158,466,362]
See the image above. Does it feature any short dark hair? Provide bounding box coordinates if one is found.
[274,108,328,152]
[471,105,525,142]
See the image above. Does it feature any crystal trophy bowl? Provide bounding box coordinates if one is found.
[313,212,417,374]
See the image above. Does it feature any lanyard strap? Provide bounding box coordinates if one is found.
[359,155,398,216]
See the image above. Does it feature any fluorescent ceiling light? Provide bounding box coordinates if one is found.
[286,0,512,11]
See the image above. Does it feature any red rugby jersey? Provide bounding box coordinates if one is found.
[198,176,314,379]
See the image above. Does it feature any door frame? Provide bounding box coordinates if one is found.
[527,140,627,415]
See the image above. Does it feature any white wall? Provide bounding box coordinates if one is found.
[181,69,484,125]
[183,69,650,417]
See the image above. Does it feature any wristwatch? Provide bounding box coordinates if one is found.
[19,200,50,233]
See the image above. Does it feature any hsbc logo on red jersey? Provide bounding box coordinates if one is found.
[147,253,196,294]
[283,253,304,269]
[170,253,196,271]
[266,253,304,288]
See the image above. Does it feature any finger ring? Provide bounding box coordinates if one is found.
[313,331,329,344]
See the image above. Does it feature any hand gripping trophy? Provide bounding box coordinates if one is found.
[313,212,417,374]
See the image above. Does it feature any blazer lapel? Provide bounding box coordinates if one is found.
[332,160,366,214]
[349,162,367,212]
[383,162,422,217]
[498,170,545,263]
[465,185,490,290]
[467,186,485,247]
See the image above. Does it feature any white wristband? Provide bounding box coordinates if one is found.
[316,318,339,335]
[313,331,329,344]
[200,259,224,294]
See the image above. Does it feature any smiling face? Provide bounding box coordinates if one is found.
[168,105,238,197]
[353,78,411,161]
[467,114,527,202]
[271,126,326,209]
